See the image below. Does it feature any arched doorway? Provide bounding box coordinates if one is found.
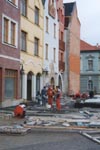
[27,72,33,101]
[51,77,55,86]
[58,75,62,90]
[36,73,41,94]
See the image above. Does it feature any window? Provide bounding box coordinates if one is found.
[3,15,17,47]
[88,59,93,70]
[21,0,27,17]
[80,57,83,71]
[50,0,54,6]
[61,53,63,61]
[5,69,17,99]
[53,48,56,62]
[4,18,9,43]
[34,37,39,56]
[45,44,48,60]
[11,22,16,45]
[7,0,18,7]
[59,52,63,61]
[21,31,27,51]
[35,6,39,25]
[98,57,100,70]
[88,80,93,91]
[46,16,49,32]
[61,31,63,40]
[54,23,56,38]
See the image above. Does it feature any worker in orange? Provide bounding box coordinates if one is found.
[47,85,53,107]
[14,104,26,118]
[55,86,61,111]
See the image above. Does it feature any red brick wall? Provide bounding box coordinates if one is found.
[0,0,20,101]
[0,0,20,58]
[0,68,2,101]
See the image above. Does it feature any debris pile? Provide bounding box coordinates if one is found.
[0,125,31,135]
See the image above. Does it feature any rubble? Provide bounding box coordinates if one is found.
[1,97,100,136]
[89,122,100,128]
[0,125,31,135]
[62,122,70,127]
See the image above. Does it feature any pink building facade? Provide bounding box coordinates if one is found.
[64,2,80,96]
[56,0,65,91]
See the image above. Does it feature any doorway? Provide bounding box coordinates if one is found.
[27,72,33,100]
[51,77,55,86]
[36,73,41,94]
[58,75,62,90]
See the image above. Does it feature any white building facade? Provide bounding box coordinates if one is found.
[42,0,59,87]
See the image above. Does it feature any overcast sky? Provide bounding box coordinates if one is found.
[63,0,100,46]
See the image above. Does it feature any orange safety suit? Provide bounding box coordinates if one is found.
[47,87,53,107]
[56,90,61,111]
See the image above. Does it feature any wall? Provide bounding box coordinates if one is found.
[68,6,80,95]
[21,0,44,75]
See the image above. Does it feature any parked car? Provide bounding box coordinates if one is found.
[74,95,100,108]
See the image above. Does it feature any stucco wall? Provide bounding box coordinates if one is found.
[68,5,80,95]
[43,0,59,85]
[21,0,44,75]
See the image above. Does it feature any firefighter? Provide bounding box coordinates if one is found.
[47,85,53,107]
[55,86,61,111]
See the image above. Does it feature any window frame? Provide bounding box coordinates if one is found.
[54,23,56,38]
[21,0,27,17]
[34,37,39,56]
[34,6,39,25]
[87,80,93,91]
[2,14,18,48]
[7,0,18,8]
[88,59,93,71]
[21,31,27,52]
[46,16,49,33]
[45,44,48,60]
[5,69,17,99]
[53,48,56,62]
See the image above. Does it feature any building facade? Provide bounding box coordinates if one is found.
[64,2,80,96]
[42,0,59,87]
[20,0,44,101]
[80,40,100,94]
[0,0,21,107]
[56,0,65,92]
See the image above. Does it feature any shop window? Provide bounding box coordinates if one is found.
[5,69,17,99]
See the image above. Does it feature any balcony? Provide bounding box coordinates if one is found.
[59,61,65,71]
[59,40,65,51]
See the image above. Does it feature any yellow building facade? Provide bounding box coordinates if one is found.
[20,0,44,100]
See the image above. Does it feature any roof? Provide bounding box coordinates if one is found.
[64,2,75,16]
[80,40,100,51]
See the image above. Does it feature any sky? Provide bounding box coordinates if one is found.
[63,0,100,46]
